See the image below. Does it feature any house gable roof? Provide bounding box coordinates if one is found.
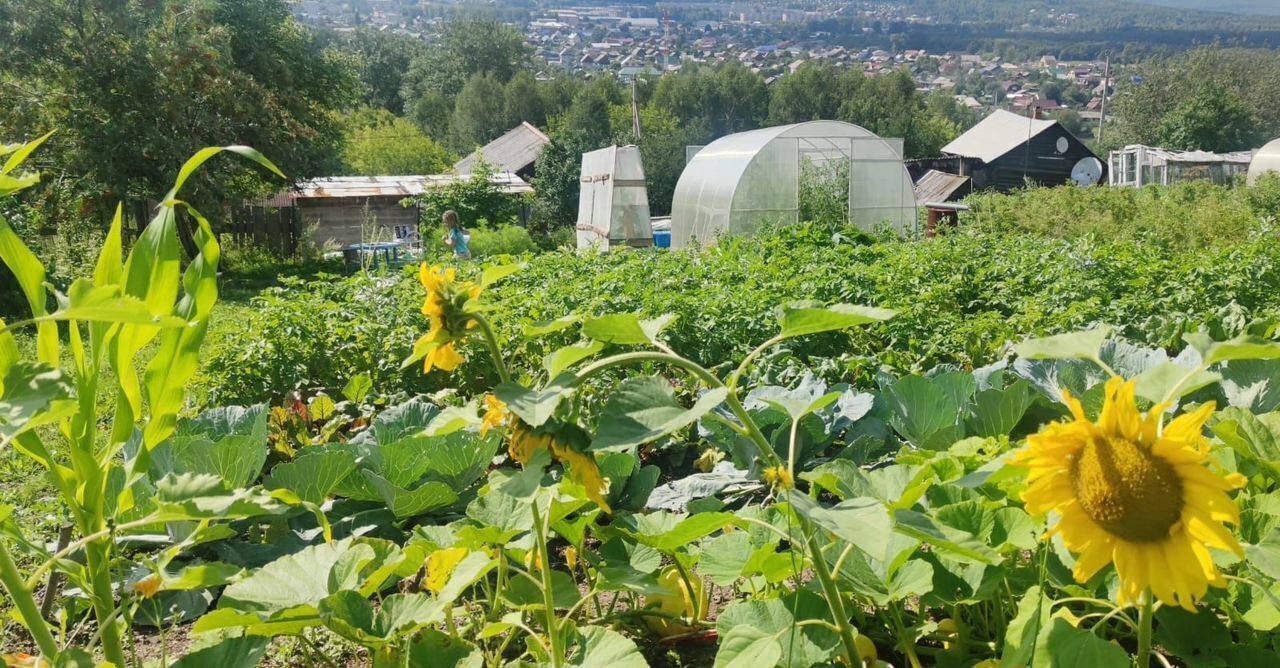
[454,122,552,175]
[941,109,1057,163]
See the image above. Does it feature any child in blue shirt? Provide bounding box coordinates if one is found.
[441,209,471,261]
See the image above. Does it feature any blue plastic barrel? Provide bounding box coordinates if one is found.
[653,230,671,248]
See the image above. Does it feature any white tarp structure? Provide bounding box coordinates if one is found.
[575,145,653,251]
[669,121,916,249]
[1249,138,1280,186]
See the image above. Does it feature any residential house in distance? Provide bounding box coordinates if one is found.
[933,109,1105,191]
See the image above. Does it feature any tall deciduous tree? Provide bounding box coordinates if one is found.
[401,17,530,140]
[451,73,512,152]
[0,0,357,237]
[839,70,956,158]
[1111,47,1280,152]
[342,109,454,176]
[768,62,848,125]
[324,29,426,116]
[504,72,548,128]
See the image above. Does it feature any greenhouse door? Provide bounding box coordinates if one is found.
[848,137,915,237]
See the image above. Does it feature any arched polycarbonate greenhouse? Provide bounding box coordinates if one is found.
[669,120,917,248]
[1249,137,1280,186]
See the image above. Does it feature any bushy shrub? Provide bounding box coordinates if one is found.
[197,221,1280,405]
[196,271,447,405]
[960,179,1280,250]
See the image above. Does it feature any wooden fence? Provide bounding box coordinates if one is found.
[222,204,301,255]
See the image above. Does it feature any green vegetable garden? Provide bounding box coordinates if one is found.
[6,135,1280,668]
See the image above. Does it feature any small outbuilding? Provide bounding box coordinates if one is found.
[246,174,533,249]
[1110,145,1253,188]
[575,145,654,251]
[454,122,551,179]
[940,109,1104,191]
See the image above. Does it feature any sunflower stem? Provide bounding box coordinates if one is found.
[530,501,562,668]
[1136,592,1154,667]
[474,316,511,384]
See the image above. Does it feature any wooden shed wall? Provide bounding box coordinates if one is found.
[979,125,1101,192]
[297,197,418,248]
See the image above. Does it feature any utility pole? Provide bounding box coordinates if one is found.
[631,78,643,140]
[1098,54,1110,147]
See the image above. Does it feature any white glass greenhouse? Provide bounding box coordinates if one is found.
[669,121,917,249]
[1249,138,1280,186]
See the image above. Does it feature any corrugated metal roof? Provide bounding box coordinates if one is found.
[942,109,1056,163]
[914,169,970,204]
[289,173,533,200]
[454,122,551,175]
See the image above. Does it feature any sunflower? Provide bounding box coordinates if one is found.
[762,466,794,491]
[480,394,509,437]
[422,341,464,373]
[508,421,555,465]
[413,263,483,374]
[1013,376,1247,609]
[551,440,613,513]
[506,420,612,513]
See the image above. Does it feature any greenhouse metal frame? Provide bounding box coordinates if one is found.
[669,120,917,248]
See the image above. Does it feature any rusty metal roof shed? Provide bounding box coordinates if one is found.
[454,122,552,175]
[292,174,533,200]
[914,169,971,204]
[250,174,533,208]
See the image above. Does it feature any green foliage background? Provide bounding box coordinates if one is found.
[197,182,1280,406]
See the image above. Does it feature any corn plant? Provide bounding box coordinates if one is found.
[0,134,282,665]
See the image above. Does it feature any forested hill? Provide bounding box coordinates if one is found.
[1130,0,1280,16]
[796,0,1280,61]
[865,0,1280,27]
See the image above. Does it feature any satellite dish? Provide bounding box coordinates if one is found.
[1055,136,1069,154]
[1071,157,1103,186]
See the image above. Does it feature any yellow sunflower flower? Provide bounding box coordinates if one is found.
[508,422,555,465]
[551,441,613,514]
[480,394,509,437]
[1012,376,1247,610]
[131,573,163,599]
[422,341,464,374]
[762,466,794,491]
[412,263,489,377]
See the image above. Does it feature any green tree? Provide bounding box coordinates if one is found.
[711,62,769,134]
[504,72,548,128]
[839,70,957,158]
[1053,109,1093,142]
[1157,85,1262,152]
[411,159,525,228]
[0,0,355,246]
[342,109,455,176]
[532,136,593,230]
[326,28,427,115]
[650,62,768,140]
[401,17,529,118]
[559,82,617,148]
[451,73,512,152]
[768,62,848,125]
[1111,47,1280,152]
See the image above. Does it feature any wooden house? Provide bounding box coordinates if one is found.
[939,109,1104,192]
